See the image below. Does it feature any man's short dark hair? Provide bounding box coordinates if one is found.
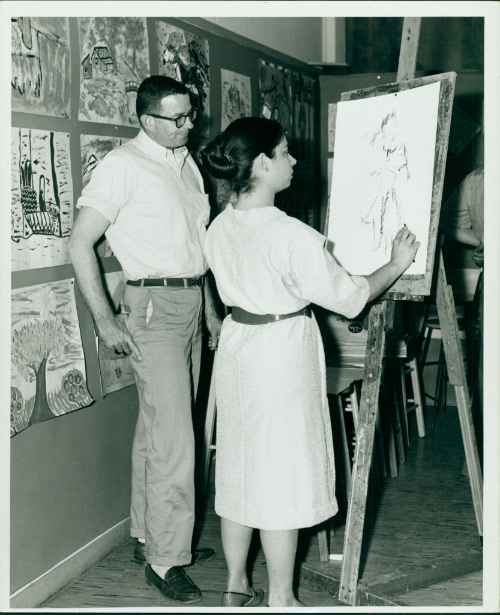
[136,76,190,119]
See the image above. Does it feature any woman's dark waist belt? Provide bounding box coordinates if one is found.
[231,305,311,325]
[127,277,203,287]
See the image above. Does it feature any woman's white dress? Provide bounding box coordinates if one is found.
[204,205,370,530]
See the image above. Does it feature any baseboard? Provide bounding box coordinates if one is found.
[10,517,131,608]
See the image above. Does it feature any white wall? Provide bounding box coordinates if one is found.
[322,17,346,64]
[204,17,327,64]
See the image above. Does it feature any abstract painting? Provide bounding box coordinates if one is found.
[79,17,150,127]
[292,73,315,172]
[11,127,73,271]
[327,81,441,276]
[221,69,251,131]
[11,279,94,437]
[156,21,210,136]
[80,134,130,258]
[96,272,136,396]
[259,60,292,133]
[11,17,71,117]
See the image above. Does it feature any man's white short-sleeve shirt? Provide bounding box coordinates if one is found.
[77,129,210,280]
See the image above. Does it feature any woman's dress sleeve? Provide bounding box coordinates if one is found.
[272,218,370,319]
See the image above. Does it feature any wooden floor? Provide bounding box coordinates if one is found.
[42,404,482,609]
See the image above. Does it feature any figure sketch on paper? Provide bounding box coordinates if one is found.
[156,22,210,135]
[361,111,410,259]
[11,279,94,437]
[11,128,73,271]
[11,17,71,117]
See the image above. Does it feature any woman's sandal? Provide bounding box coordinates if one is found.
[222,587,265,607]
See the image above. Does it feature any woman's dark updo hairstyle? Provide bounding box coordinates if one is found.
[200,117,284,196]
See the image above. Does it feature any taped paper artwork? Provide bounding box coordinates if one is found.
[79,17,150,127]
[156,22,210,136]
[11,279,94,437]
[11,17,71,117]
[97,271,136,396]
[221,69,251,131]
[11,127,73,271]
[259,60,292,132]
[328,81,441,275]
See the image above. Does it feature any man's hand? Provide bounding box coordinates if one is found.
[205,315,222,351]
[96,315,142,361]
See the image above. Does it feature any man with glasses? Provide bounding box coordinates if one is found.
[69,76,221,604]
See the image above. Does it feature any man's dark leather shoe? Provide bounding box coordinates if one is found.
[134,540,215,566]
[145,564,202,603]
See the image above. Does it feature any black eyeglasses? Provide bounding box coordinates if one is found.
[148,108,197,128]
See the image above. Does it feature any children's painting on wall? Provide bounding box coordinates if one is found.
[80,135,130,258]
[11,279,94,437]
[221,69,251,131]
[292,73,315,173]
[79,17,150,127]
[11,17,71,118]
[97,271,136,396]
[328,81,441,276]
[156,22,210,136]
[259,60,292,133]
[11,127,73,271]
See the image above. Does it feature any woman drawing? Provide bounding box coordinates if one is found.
[200,117,419,607]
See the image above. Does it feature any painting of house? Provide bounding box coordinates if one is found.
[79,17,149,126]
[92,45,113,73]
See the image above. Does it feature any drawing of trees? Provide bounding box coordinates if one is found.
[11,317,65,426]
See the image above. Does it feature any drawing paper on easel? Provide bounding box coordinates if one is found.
[327,81,441,275]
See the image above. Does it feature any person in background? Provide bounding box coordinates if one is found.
[69,76,221,604]
[440,165,484,467]
[200,117,420,607]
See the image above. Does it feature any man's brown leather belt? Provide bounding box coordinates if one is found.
[127,277,203,287]
[231,305,312,325]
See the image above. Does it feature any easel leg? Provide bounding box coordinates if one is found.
[436,253,483,536]
[339,302,387,605]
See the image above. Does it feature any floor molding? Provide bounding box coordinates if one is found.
[10,517,131,608]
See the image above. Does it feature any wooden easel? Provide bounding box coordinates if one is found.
[198,18,483,605]
[332,18,483,606]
